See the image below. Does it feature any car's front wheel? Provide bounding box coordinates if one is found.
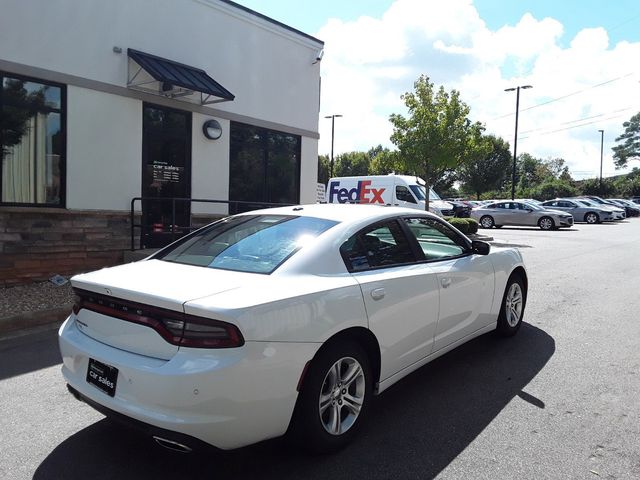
[480,215,495,229]
[290,341,372,453]
[584,212,599,224]
[538,216,554,230]
[496,274,526,336]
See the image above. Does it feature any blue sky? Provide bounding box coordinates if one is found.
[236,0,640,179]
[238,0,640,45]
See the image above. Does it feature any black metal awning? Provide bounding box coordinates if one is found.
[127,48,235,105]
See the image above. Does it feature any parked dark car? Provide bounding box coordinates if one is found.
[609,199,640,217]
[445,199,472,218]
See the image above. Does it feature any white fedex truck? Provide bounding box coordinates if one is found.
[325,174,455,217]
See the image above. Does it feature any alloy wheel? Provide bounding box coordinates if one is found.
[585,213,598,224]
[319,357,366,435]
[539,217,553,230]
[480,216,494,228]
[505,283,523,327]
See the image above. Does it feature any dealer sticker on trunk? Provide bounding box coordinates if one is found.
[86,358,118,397]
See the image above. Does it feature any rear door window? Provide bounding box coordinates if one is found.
[341,220,417,272]
[402,217,469,261]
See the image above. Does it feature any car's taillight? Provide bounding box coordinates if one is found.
[72,293,82,315]
[72,288,244,348]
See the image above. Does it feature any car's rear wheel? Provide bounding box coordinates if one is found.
[290,341,372,453]
[584,212,599,224]
[538,216,554,230]
[496,274,526,336]
[480,215,495,229]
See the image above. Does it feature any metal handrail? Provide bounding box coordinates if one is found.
[129,197,292,251]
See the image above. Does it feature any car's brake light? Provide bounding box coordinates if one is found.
[72,288,244,348]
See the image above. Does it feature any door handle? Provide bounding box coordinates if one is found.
[441,278,452,288]
[370,288,386,300]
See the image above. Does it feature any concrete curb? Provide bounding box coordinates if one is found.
[0,304,72,337]
[468,233,494,242]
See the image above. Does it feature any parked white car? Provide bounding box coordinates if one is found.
[59,204,528,453]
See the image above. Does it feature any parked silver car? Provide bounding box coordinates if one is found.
[540,199,614,224]
[579,196,626,219]
[572,198,625,220]
[471,200,574,230]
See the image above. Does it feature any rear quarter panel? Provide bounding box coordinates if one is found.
[183,274,368,343]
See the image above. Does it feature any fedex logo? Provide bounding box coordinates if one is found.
[328,180,385,204]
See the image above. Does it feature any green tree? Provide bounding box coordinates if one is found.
[1,79,47,157]
[389,75,480,211]
[516,153,544,191]
[317,155,330,185]
[369,148,401,175]
[579,177,616,197]
[612,168,640,197]
[530,178,579,200]
[543,157,571,179]
[458,135,511,199]
[334,151,370,177]
[612,112,640,169]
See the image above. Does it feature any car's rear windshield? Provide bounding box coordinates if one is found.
[156,215,339,274]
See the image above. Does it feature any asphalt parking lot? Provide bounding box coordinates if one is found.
[1,218,639,479]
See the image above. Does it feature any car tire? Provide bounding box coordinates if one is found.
[496,274,527,337]
[480,215,495,229]
[289,340,372,453]
[538,216,554,230]
[584,212,599,224]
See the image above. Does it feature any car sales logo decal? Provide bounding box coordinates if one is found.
[328,180,385,204]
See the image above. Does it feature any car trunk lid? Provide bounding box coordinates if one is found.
[71,259,248,359]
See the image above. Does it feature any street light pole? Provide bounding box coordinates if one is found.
[598,129,604,194]
[324,114,342,178]
[504,85,532,200]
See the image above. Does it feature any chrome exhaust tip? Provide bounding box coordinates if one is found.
[153,436,193,453]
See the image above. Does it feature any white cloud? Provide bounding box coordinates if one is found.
[316,0,640,180]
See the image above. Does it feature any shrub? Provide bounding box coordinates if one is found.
[466,217,479,234]
[447,217,478,235]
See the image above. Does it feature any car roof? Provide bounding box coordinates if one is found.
[234,203,437,223]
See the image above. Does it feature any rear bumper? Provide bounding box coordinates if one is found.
[66,384,214,453]
[59,316,318,449]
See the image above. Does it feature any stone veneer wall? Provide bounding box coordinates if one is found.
[0,208,137,286]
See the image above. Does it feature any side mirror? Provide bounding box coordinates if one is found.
[471,240,490,255]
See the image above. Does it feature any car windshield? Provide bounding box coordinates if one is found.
[577,199,597,206]
[410,184,441,201]
[157,215,338,274]
[523,202,544,211]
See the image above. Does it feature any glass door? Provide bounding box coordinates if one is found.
[141,103,192,248]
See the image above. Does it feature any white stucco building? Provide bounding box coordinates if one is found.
[0,0,323,284]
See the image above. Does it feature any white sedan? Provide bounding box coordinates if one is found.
[59,204,528,453]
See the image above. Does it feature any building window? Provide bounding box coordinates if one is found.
[1,73,65,206]
[229,122,300,212]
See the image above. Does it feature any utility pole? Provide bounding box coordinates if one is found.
[598,129,604,194]
[324,114,342,178]
[504,85,532,200]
